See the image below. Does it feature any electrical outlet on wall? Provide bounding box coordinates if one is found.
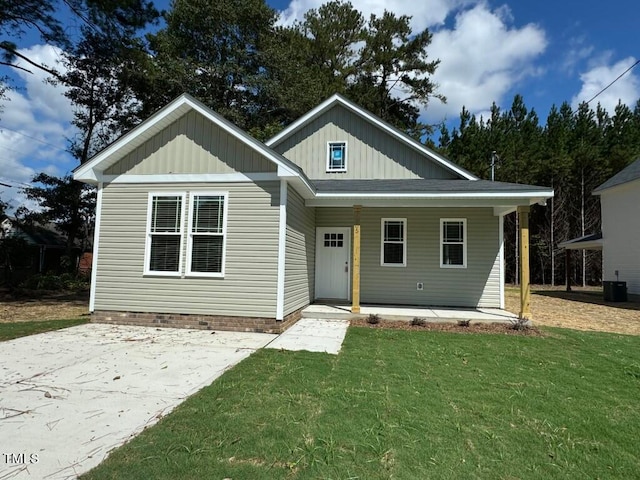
[417,282,424,291]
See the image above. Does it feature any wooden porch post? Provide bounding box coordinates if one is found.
[518,205,532,319]
[352,205,361,313]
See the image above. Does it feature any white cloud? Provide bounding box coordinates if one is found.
[425,3,547,122]
[276,0,547,124]
[572,56,640,113]
[561,35,594,74]
[278,0,474,32]
[0,44,75,211]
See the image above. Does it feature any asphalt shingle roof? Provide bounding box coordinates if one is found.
[312,179,552,194]
[593,158,640,193]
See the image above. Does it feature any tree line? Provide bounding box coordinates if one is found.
[438,96,640,286]
[1,0,639,286]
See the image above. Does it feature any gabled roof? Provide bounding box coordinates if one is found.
[1,217,67,248]
[593,158,640,194]
[265,93,478,181]
[73,94,309,189]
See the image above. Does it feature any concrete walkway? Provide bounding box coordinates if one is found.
[303,304,518,323]
[266,318,350,355]
[0,324,275,480]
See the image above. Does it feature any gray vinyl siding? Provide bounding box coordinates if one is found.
[94,181,280,317]
[105,110,276,175]
[273,104,457,180]
[316,207,501,307]
[284,185,316,316]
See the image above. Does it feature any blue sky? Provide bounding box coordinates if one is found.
[0,0,638,208]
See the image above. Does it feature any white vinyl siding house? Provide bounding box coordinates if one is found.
[594,159,640,295]
[75,93,552,331]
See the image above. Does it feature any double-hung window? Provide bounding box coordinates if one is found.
[327,142,347,172]
[145,193,185,275]
[186,193,227,276]
[441,219,467,268]
[381,218,406,266]
[145,192,228,277]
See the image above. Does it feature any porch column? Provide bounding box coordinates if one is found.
[352,205,362,313]
[518,205,532,319]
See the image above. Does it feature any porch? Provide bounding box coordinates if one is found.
[303,303,519,324]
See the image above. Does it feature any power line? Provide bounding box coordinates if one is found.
[0,125,69,152]
[586,58,640,105]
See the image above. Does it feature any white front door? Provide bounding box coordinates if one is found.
[315,227,351,300]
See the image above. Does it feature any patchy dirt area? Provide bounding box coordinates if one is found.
[0,289,90,323]
[505,285,640,335]
[1,285,638,336]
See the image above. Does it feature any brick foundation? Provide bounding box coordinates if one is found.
[91,308,302,334]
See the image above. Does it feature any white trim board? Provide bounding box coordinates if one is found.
[276,180,288,320]
[102,172,279,184]
[89,183,103,312]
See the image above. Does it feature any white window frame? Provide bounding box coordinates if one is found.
[186,191,229,277]
[440,218,467,269]
[326,141,347,172]
[144,192,186,276]
[380,218,407,267]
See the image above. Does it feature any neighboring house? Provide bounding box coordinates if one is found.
[0,217,68,283]
[73,94,553,332]
[562,158,640,296]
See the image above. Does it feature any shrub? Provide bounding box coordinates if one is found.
[411,317,426,326]
[20,273,90,291]
[457,319,471,328]
[366,313,380,325]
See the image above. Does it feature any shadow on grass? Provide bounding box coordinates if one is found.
[534,289,640,312]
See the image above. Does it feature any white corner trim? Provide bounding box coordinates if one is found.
[499,214,505,309]
[103,172,279,184]
[89,183,103,312]
[276,180,288,320]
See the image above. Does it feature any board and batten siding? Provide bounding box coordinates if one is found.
[272,104,457,180]
[94,181,280,317]
[283,185,316,316]
[600,182,640,295]
[105,110,276,176]
[316,207,501,307]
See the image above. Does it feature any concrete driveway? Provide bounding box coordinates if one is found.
[0,324,275,479]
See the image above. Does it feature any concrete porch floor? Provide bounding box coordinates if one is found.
[303,303,519,323]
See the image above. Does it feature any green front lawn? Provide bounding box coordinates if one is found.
[83,327,640,479]
[0,318,88,341]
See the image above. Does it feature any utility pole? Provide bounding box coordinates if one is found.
[490,151,500,181]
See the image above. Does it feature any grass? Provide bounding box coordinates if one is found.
[82,327,640,479]
[0,318,88,341]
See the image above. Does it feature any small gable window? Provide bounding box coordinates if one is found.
[327,142,347,172]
